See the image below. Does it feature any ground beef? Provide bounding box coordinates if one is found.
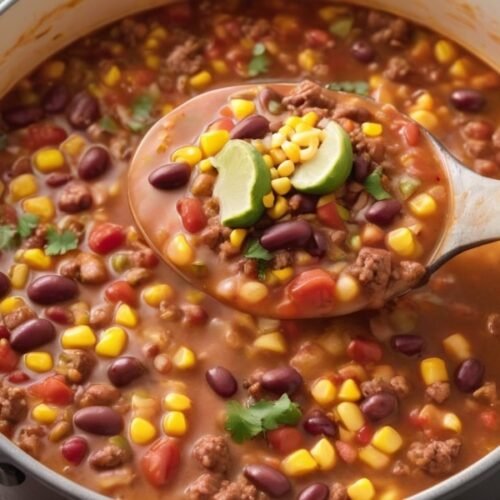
[330,482,348,500]
[384,56,412,81]
[199,217,230,251]
[387,260,426,296]
[333,104,372,123]
[89,302,114,328]
[272,250,293,270]
[124,267,152,286]
[0,384,27,426]
[473,381,497,405]
[3,306,36,330]
[425,381,451,404]
[219,241,241,260]
[89,444,130,470]
[60,252,109,285]
[367,11,412,46]
[164,37,204,76]
[15,425,45,459]
[57,182,93,213]
[185,473,224,499]
[282,80,336,114]
[390,375,411,399]
[360,375,410,399]
[486,313,500,338]
[241,18,272,40]
[191,173,215,197]
[192,435,231,474]
[407,438,461,475]
[392,460,410,476]
[214,476,266,500]
[77,383,121,407]
[241,258,259,279]
[129,247,158,268]
[59,349,95,384]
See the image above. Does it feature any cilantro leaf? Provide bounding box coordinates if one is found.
[364,168,392,200]
[326,80,369,96]
[0,226,18,250]
[248,43,270,77]
[244,239,273,261]
[225,394,302,443]
[45,228,79,256]
[128,94,155,133]
[99,115,119,134]
[257,260,268,282]
[0,133,7,151]
[17,214,39,239]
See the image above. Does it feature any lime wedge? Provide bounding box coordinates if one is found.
[213,140,271,228]
[291,121,353,195]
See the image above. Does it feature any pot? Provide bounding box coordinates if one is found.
[0,1,498,499]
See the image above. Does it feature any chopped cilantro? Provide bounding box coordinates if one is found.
[17,214,39,239]
[45,228,79,256]
[257,260,268,281]
[244,239,273,261]
[326,80,369,96]
[99,115,119,134]
[0,133,7,151]
[329,16,354,38]
[364,167,392,200]
[0,226,17,250]
[128,94,155,133]
[248,43,270,77]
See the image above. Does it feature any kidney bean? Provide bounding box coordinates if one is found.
[347,338,383,364]
[88,223,125,254]
[267,426,303,454]
[365,200,402,226]
[42,84,69,114]
[352,154,371,183]
[306,230,327,258]
[298,483,330,500]
[261,220,313,252]
[243,464,291,498]
[27,275,79,305]
[0,272,11,299]
[107,356,145,387]
[230,115,270,140]
[2,106,44,129]
[148,163,191,190]
[205,366,238,398]
[177,198,207,233]
[351,40,376,63]
[45,306,74,325]
[454,358,485,393]
[289,194,318,215]
[74,407,123,435]
[46,172,72,188]
[67,91,100,129]
[360,392,398,421]
[390,334,424,356]
[261,366,303,395]
[450,88,486,112]
[305,29,332,48]
[78,147,110,181]
[61,436,88,465]
[11,319,56,353]
[0,325,10,341]
[303,410,338,437]
[259,88,284,115]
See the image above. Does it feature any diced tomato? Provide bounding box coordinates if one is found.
[316,201,344,230]
[267,426,303,454]
[356,425,375,445]
[347,338,383,364]
[103,90,127,107]
[23,123,68,151]
[0,341,19,373]
[176,198,207,234]
[88,223,126,254]
[280,320,301,340]
[141,438,180,488]
[8,371,30,384]
[403,122,421,147]
[305,29,332,48]
[335,440,357,464]
[408,407,427,429]
[105,281,137,306]
[209,117,234,132]
[29,375,74,406]
[205,39,224,59]
[287,269,336,312]
[219,106,233,118]
[0,325,10,340]
[125,68,157,88]
[479,410,498,431]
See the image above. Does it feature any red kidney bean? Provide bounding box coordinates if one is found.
[46,172,73,188]
[259,88,284,115]
[306,230,327,258]
[366,200,402,226]
[42,84,69,114]
[2,106,44,129]
[107,356,145,387]
[261,366,303,395]
[360,392,398,421]
[454,358,485,393]
[260,220,313,252]
[61,436,88,465]
[302,410,338,437]
[450,89,485,112]
[289,194,318,215]
[10,319,56,353]
[353,154,371,183]
[230,115,270,140]
[74,407,123,435]
[67,91,100,129]
[205,366,238,398]
[305,29,332,48]
[27,275,79,305]
[0,325,10,341]
[390,334,424,356]
[0,272,11,299]
[176,197,207,234]
[148,163,191,190]
[243,464,291,498]
[351,40,376,63]
[297,483,330,500]
[347,338,383,364]
[44,306,74,325]
[78,147,110,181]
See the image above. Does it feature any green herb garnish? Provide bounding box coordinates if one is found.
[248,43,270,77]
[225,394,302,443]
[99,115,119,134]
[244,239,273,261]
[0,214,40,250]
[0,226,18,250]
[45,228,79,256]
[326,81,369,96]
[364,168,392,200]
[17,214,40,239]
[128,94,155,133]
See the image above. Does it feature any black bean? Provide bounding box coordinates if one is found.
[450,89,486,113]
[360,392,398,421]
[27,275,79,305]
[353,154,371,183]
[302,410,338,437]
[289,194,318,215]
[148,162,191,190]
[107,356,145,387]
[366,200,402,226]
[42,84,69,114]
[259,87,284,115]
[390,334,424,356]
[306,230,327,258]
[297,483,330,500]
[230,115,270,140]
[0,272,11,299]
[10,318,56,353]
[2,106,44,129]
[66,91,100,129]
[454,358,485,393]
[260,220,312,252]
[351,40,376,63]
[244,464,291,498]
[74,407,123,436]
[205,366,238,398]
[261,366,303,395]
[78,147,110,181]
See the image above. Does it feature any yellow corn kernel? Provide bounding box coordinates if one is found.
[409,193,437,217]
[172,146,202,167]
[0,296,25,315]
[270,167,279,180]
[143,284,174,308]
[270,148,287,165]
[415,92,434,111]
[185,289,205,304]
[272,267,294,283]
[311,379,337,406]
[267,196,289,220]
[279,125,294,138]
[281,449,318,476]
[291,130,321,146]
[164,393,192,411]
[145,37,159,50]
[362,122,383,137]
[442,333,471,361]
[271,177,292,196]
[23,249,52,270]
[449,58,471,79]
[230,229,247,249]
[443,412,462,433]
[34,149,65,173]
[115,304,139,328]
[386,228,416,257]
[211,59,229,74]
[173,346,196,369]
[409,109,438,130]
[150,26,168,40]
[310,438,336,470]
[263,154,274,169]
[61,325,96,349]
[9,264,29,289]
[254,332,286,353]
[9,174,38,201]
[337,402,364,431]
[420,357,449,385]
[318,6,339,21]
[22,196,55,221]
[347,478,376,500]
[95,326,127,357]
[167,234,195,267]
[199,158,214,173]
[295,122,314,133]
[32,404,58,425]
[251,139,266,153]
[302,111,320,127]
[200,130,230,157]
[335,275,360,303]
[42,60,65,80]
[434,39,458,64]
[25,352,53,373]
[230,99,255,120]
[71,301,89,326]
[130,417,157,445]
[163,411,188,437]
[372,426,403,454]
[239,281,269,304]
[298,49,317,72]
[369,74,383,89]
[299,141,320,162]
[263,191,275,209]
[281,142,300,164]
[358,445,390,469]
[338,379,361,402]
[271,132,286,149]
[145,54,161,70]
[189,70,212,90]
[102,65,121,87]
[62,135,85,157]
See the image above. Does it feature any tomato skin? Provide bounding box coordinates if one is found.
[23,123,67,151]
[356,425,374,445]
[105,281,137,306]
[209,117,234,132]
[403,122,421,147]
[141,438,180,488]
[316,201,344,229]
[305,29,332,48]
[0,341,19,373]
[177,198,207,234]
[347,338,383,364]
[287,269,336,312]
[88,223,126,254]
[29,376,73,405]
[7,371,30,384]
[267,427,304,454]
[479,410,498,431]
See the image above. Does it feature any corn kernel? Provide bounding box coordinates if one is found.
[279,125,294,138]
[443,412,462,433]
[263,154,274,169]
[310,438,336,470]
[32,404,58,425]
[9,174,38,201]
[164,393,192,411]
[9,264,29,289]
[302,111,320,127]
[200,130,230,157]
[335,275,360,302]
[434,39,458,64]
[22,196,55,221]
[145,37,159,50]
[311,378,337,406]
[172,146,202,167]
[230,99,255,120]
[115,304,138,328]
[143,284,174,307]
[281,142,300,164]
[270,148,287,165]
[338,379,361,402]
[62,135,85,157]
[271,177,292,196]
[420,357,449,385]
[25,352,53,373]
[145,54,161,70]
[150,26,168,40]
[263,191,275,209]
[199,158,214,173]
[298,49,317,72]
[409,109,438,130]
[130,417,157,445]
[0,296,25,315]
[369,74,383,89]
[173,346,196,369]
[318,6,338,21]
[409,193,437,217]
[230,229,247,249]
[71,301,90,326]
[95,326,128,357]
[415,92,434,111]
[347,478,376,500]
[372,426,403,454]
[34,149,65,173]
[442,333,471,361]
[185,289,205,304]
[386,228,416,257]
[291,130,321,146]
[254,332,286,353]
[271,132,286,149]
[239,281,269,304]
[358,445,390,469]
[270,167,279,180]
[61,325,96,349]
[189,70,212,90]
[102,65,121,87]
[272,267,294,283]
[167,234,195,267]
[281,449,318,476]
[449,58,471,79]
[211,59,229,74]
[362,122,383,137]
[295,122,313,133]
[23,249,52,270]
[337,402,364,431]
[163,411,188,437]
[42,60,65,80]
[267,196,289,220]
